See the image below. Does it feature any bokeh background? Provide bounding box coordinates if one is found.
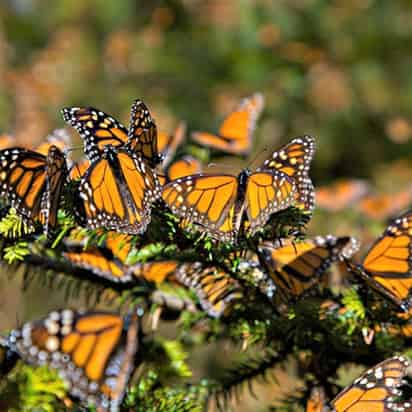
[1,1,412,410]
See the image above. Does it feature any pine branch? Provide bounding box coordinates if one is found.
[210,347,285,411]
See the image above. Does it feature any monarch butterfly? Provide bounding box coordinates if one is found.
[62,99,161,167]
[306,386,326,412]
[346,210,412,311]
[166,155,202,181]
[162,136,315,242]
[5,309,140,412]
[358,189,412,220]
[158,121,186,167]
[0,145,68,234]
[257,236,359,300]
[78,145,160,234]
[316,179,369,212]
[330,356,411,412]
[174,264,243,318]
[192,93,264,155]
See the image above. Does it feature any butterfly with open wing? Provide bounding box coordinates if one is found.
[345,210,412,311]
[0,145,69,235]
[5,309,140,412]
[257,235,359,301]
[192,93,264,155]
[62,100,161,234]
[162,136,315,242]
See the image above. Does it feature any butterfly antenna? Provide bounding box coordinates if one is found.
[65,145,83,153]
[246,147,269,168]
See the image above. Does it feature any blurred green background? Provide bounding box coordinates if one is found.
[1,1,412,409]
[1,0,412,181]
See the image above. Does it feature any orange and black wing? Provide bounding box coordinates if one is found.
[260,136,316,213]
[63,245,132,283]
[158,121,186,167]
[245,170,296,234]
[192,93,264,155]
[0,148,47,225]
[69,159,90,180]
[6,309,139,411]
[350,211,412,310]
[79,147,160,234]
[258,236,359,300]
[127,99,161,167]
[40,145,69,234]
[175,264,243,318]
[62,106,129,161]
[166,155,202,181]
[162,174,239,241]
[130,260,180,284]
[330,356,410,412]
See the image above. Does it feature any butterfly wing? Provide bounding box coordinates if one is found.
[330,356,410,412]
[69,159,91,180]
[79,147,160,234]
[63,245,132,283]
[260,136,316,213]
[167,155,202,181]
[162,174,239,240]
[258,236,358,300]
[158,121,186,167]
[40,145,69,234]
[0,148,47,225]
[192,93,264,155]
[175,264,243,318]
[245,170,296,234]
[306,387,326,412]
[127,99,161,167]
[351,211,412,310]
[130,260,180,283]
[62,106,129,161]
[6,309,139,411]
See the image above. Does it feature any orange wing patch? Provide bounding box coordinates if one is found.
[330,356,410,412]
[347,211,412,310]
[192,93,264,155]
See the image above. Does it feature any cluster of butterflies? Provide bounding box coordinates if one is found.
[1,310,412,412]
[1,94,412,410]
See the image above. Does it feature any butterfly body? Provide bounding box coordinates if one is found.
[79,144,160,234]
